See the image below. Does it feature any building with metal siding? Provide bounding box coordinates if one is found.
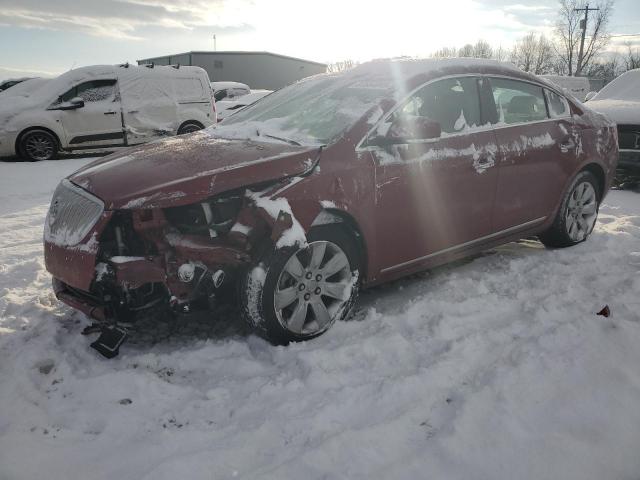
[137,51,327,90]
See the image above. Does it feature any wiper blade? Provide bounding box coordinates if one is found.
[256,129,302,146]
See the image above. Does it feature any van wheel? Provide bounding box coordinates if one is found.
[240,225,361,345]
[177,122,204,135]
[19,130,58,161]
[539,170,600,248]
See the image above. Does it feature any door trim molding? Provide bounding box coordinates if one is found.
[380,216,547,274]
[69,132,125,145]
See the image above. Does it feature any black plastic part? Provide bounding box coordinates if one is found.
[90,326,127,359]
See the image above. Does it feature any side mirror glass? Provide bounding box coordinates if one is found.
[584,91,597,102]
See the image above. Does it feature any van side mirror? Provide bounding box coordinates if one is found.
[584,91,597,102]
[369,116,441,146]
[56,97,85,110]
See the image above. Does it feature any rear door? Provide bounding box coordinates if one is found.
[55,79,125,148]
[366,76,500,276]
[488,77,575,232]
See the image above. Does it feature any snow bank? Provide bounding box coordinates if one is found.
[2,159,640,480]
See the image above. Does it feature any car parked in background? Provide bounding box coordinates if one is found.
[0,77,34,92]
[586,68,640,170]
[216,89,272,121]
[211,81,251,102]
[0,64,215,161]
[0,78,50,98]
[44,58,617,351]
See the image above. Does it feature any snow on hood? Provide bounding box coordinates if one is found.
[587,69,640,125]
[68,130,320,210]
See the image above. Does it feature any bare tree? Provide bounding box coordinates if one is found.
[326,60,358,73]
[623,42,640,70]
[492,45,509,62]
[430,46,458,58]
[511,33,556,74]
[554,0,614,76]
[458,44,475,57]
[472,40,494,59]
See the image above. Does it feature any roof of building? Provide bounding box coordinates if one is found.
[137,51,327,67]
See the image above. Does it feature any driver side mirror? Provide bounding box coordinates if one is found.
[584,91,597,102]
[369,116,442,147]
[55,97,85,111]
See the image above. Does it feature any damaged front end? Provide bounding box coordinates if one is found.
[44,174,309,355]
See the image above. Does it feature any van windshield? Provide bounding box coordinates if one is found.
[220,75,389,145]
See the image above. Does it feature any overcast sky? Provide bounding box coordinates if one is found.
[1,0,640,80]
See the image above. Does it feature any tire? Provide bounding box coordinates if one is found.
[177,122,203,135]
[240,225,361,344]
[19,129,58,161]
[539,170,600,248]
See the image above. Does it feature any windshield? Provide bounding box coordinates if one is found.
[220,75,389,145]
[592,70,640,102]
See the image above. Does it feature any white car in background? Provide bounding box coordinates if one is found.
[0,77,34,92]
[210,81,251,102]
[587,68,640,170]
[0,78,50,98]
[0,64,215,161]
[216,89,272,121]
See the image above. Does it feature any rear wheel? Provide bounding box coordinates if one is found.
[240,226,360,344]
[19,129,58,161]
[177,121,204,135]
[539,170,600,248]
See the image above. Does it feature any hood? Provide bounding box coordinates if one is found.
[586,99,640,126]
[69,130,320,210]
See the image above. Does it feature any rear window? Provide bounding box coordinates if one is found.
[490,78,548,125]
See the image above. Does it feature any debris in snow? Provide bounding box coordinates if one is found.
[597,305,611,317]
[118,398,133,405]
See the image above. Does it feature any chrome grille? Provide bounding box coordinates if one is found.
[44,180,104,246]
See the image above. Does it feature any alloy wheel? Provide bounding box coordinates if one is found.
[274,241,353,335]
[24,133,55,160]
[565,181,598,242]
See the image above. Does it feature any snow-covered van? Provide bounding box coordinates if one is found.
[587,68,640,170]
[0,64,215,161]
[541,75,592,102]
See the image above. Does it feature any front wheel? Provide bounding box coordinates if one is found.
[240,226,360,344]
[177,122,203,135]
[539,170,600,248]
[19,129,58,161]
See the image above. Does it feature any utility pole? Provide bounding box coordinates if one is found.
[213,34,217,52]
[575,3,599,75]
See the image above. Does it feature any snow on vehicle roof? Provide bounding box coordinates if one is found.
[591,69,640,102]
[211,81,250,91]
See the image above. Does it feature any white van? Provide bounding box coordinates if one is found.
[0,64,216,161]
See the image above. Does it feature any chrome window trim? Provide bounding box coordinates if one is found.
[380,216,547,274]
[356,73,572,152]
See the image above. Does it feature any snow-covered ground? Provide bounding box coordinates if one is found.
[1,157,639,480]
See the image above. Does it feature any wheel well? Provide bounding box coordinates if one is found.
[580,163,606,199]
[16,127,61,154]
[312,209,368,278]
[178,120,204,133]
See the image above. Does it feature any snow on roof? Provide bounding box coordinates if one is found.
[591,69,640,102]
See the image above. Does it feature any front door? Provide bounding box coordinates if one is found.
[56,79,125,148]
[366,76,499,277]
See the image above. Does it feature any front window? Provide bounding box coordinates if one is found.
[392,77,482,136]
[221,75,389,145]
[490,78,548,125]
[58,79,117,103]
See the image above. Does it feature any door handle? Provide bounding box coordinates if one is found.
[104,111,117,115]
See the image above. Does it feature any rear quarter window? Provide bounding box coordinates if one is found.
[545,89,570,118]
[173,78,206,102]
